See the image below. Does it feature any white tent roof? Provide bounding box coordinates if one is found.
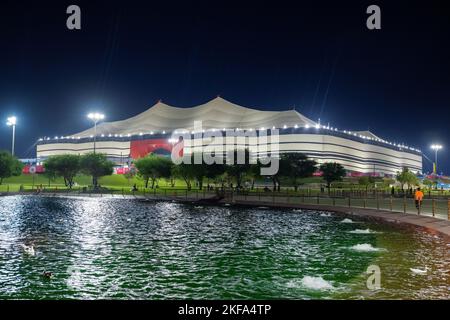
[73,97,317,137]
[354,131,383,141]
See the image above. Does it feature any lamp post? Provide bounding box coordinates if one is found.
[6,116,17,156]
[430,144,443,174]
[87,113,105,153]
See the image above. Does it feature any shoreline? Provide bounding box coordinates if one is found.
[220,199,450,239]
[2,192,450,239]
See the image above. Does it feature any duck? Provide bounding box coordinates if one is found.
[410,267,429,275]
[42,271,53,279]
[20,244,35,256]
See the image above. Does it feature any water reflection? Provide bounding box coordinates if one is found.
[0,195,448,299]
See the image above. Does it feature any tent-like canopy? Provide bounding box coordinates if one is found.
[73,97,318,137]
[354,131,383,141]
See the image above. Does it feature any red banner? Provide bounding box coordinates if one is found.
[22,165,45,174]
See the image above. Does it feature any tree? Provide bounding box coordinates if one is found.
[358,176,375,194]
[0,151,23,185]
[134,154,172,188]
[396,167,419,191]
[43,162,58,187]
[79,153,114,188]
[172,162,196,190]
[205,162,226,187]
[382,177,395,188]
[319,162,346,193]
[124,166,137,185]
[225,149,253,189]
[280,153,317,191]
[422,178,434,196]
[188,153,209,190]
[247,162,262,190]
[44,154,80,188]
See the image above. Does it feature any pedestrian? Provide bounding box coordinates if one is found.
[414,187,424,213]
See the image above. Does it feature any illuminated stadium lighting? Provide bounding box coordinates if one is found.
[431,144,443,173]
[6,116,17,126]
[87,112,105,153]
[150,131,154,135]
[6,116,17,155]
[87,113,104,121]
[283,125,287,129]
[294,125,298,129]
[305,124,310,129]
[315,124,320,129]
[431,144,443,150]
[162,131,166,134]
[139,132,143,136]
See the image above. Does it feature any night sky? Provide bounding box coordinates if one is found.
[0,0,449,173]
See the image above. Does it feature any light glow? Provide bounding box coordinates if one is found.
[431,144,443,150]
[6,116,17,126]
[87,113,105,121]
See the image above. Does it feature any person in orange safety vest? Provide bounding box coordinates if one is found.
[414,187,424,212]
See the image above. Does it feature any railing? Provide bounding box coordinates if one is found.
[230,191,450,220]
[1,185,449,220]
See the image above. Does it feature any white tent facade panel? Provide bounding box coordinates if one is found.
[36,97,422,175]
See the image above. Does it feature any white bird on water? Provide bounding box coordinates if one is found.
[20,244,35,256]
[410,267,429,275]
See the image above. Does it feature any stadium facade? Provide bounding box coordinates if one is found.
[36,97,422,176]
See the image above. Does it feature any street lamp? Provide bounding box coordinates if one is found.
[430,144,443,174]
[87,113,105,153]
[6,116,17,156]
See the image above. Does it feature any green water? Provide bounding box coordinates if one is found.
[0,196,448,299]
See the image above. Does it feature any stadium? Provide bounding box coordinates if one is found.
[36,97,423,176]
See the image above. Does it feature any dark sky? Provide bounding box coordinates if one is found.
[0,0,449,173]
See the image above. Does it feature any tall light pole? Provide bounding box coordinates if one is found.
[87,113,105,153]
[6,116,17,156]
[430,144,443,174]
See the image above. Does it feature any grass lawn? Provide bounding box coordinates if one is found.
[1,174,448,198]
[1,174,167,192]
